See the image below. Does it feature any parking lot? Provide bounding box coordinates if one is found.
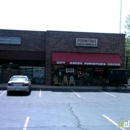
[0,87,130,130]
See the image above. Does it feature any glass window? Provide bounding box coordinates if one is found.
[10,77,27,81]
[33,67,45,84]
[20,66,33,80]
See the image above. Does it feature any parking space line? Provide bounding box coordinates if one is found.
[102,115,125,130]
[99,90,116,97]
[0,91,6,96]
[23,116,30,130]
[71,89,81,98]
[39,89,42,97]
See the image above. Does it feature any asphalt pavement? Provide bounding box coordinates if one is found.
[0,87,130,130]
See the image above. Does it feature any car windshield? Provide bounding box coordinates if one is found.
[10,77,28,81]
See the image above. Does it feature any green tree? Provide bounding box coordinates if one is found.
[125,14,130,68]
[125,14,130,33]
[125,36,130,68]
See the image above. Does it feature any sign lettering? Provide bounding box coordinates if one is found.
[107,63,120,66]
[76,38,98,47]
[56,61,65,64]
[70,62,83,65]
[84,62,106,66]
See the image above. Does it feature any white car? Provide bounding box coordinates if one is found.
[7,75,31,95]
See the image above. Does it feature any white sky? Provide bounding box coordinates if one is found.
[0,0,130,33]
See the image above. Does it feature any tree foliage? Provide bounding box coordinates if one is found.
[125,14,130,33]
[125,14,130,68]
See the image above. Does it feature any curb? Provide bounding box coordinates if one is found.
[0,84,102,90]
[0,84,128,91]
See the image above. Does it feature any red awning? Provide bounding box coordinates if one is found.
[52,52,122,66]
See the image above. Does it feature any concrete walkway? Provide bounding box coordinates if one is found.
[0,83,102,90]
[0,83,127,91]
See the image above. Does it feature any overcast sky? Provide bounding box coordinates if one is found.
[0,0,130,33]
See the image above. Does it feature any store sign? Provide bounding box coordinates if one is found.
[0,36,21,45]
[76,38,98,47]
[66,68,74,73]
[84,62,106,66]
[55,61,120,66]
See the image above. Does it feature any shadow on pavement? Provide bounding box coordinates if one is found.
[32,88,130,93]
[7,91,31,96]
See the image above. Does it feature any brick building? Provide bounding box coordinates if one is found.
[0,29,125,86]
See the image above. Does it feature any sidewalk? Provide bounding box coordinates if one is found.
[0,83,102,90]
[0,83,125,90]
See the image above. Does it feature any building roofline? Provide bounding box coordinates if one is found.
[0,28,126,35]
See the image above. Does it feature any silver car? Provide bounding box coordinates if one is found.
[7,75,31,95]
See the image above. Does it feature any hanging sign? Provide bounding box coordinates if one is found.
[66,68,74,73]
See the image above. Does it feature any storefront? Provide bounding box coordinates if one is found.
[45,31,125,86]
[0,29,125,86]
[0,59,45,84]
[51,52,122,86]
[0,30,46,84]
[0,52,46,84]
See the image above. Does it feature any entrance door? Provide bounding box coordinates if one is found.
[2,64,19,83]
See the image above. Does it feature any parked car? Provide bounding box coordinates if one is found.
[7,75,31,95]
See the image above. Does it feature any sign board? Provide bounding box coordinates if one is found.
[54,61,120,66]
[76,38,98,47]
[0,36,21,45]
[66,68,74,73]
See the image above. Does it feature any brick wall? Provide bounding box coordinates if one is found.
[0,29,125,85]
[0,29,46,51]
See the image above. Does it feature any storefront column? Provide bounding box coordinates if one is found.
[45,52,52,86]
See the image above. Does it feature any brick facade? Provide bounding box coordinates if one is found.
[0,29,46,51]
[0,29,125,85]
[46,31,125,85]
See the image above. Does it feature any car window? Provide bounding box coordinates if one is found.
[10,77,28,81]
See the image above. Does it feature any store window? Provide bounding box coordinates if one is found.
[20,66,33,80]
[84,68,93,86]
[19,60,45,84]
[52,65,65,85]
[0,59,45,84]
[33,67,45,84]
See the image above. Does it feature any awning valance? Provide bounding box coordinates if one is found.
[52,52,122,66]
